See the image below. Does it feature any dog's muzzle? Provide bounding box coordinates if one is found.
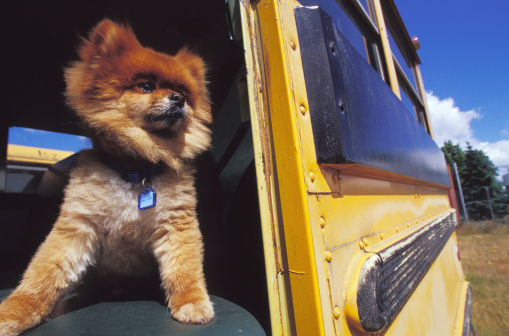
[145,94,188,138]
[150,94,187,125]
[164,94,187,124]
[170,93,185,109]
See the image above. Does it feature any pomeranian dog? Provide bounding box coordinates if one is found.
[0,19,214,335]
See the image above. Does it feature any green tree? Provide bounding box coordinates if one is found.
[442,140,466,177]
[441,142,509,220]
[461,144,509,220]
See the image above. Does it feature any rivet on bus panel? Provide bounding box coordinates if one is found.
[319,216,326,228]
[325,251,332,262]
[300,104,307,115]
[290,41,297,51]
[309,172,315,182]
[359,240,365,250]
[333,306,340,319]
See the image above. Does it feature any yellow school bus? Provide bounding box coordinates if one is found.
[6,144,73,165]
[235,0,472,335]
[0,0,472,335]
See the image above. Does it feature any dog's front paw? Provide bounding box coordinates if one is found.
[172,298,214,324]
[1,296,36,336]
[0,319,23,336]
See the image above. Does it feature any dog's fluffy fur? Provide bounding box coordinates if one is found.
[0,19,214,335]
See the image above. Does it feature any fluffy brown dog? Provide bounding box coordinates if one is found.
[0,19,214,335]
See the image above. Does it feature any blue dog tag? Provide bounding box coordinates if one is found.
[138,187,157,210]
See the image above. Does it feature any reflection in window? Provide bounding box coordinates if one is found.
[5,165,46,193]
[399,84,417,118]
[387,30,417,90]
[359,0,371,13]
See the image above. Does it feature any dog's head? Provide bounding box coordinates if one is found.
[64,19,211,170]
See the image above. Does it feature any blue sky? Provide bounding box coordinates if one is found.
[8,127,91,153]
[395,0,509,177]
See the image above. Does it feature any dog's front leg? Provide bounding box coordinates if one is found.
[0,219,97,336]
[151,217,214,324]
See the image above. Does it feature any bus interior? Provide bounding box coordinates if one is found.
[1,0,273,332]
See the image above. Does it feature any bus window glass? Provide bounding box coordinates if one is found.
[359,0,371,13]
[4,165,46,193]
[387,31,417,90]
[8,127,91,153]
[399,83,418,119]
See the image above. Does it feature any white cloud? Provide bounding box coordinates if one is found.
[478,140,509,177]
[426,91,481,147]
[426,91,509,179]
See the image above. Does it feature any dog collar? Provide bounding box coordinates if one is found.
[97,151,163,210]
[97,151,164,183]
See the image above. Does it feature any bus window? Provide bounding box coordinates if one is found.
[2,128,90,193]
[299,0,385,77]
[399,81,418,118]
[387,29,417,89]
[8,127,91,153]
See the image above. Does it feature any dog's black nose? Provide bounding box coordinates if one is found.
[169,93,185,108]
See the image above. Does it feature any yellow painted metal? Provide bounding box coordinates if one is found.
[274,3,343,331]
[372,0,401,99]
[323,173,451,249]
[305,170,465,335]
[343,251,374,332]
[452,281,472,335]
[239,0,469,334]
[322,211,466,335]
[253,1,326,335]
[261,0,339,197]
[7,144,74,165]
[238,1,292,334]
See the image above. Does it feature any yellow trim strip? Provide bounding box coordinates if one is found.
[7,144,74,165]
[452,281,472,335]
[256,1,325,334]
[239,1,292,334]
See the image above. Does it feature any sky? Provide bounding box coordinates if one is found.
[395,0,509,178]
[7,1,509,179]
[8,127,91,153]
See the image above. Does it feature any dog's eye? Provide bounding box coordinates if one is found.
[137,81,156,93]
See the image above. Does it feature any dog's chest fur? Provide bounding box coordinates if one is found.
[60,150,197,274]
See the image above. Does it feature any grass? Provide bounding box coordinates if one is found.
[456,216,509,336]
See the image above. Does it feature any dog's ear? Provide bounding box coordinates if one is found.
[175,48,207,82]
[78,19,140,62]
